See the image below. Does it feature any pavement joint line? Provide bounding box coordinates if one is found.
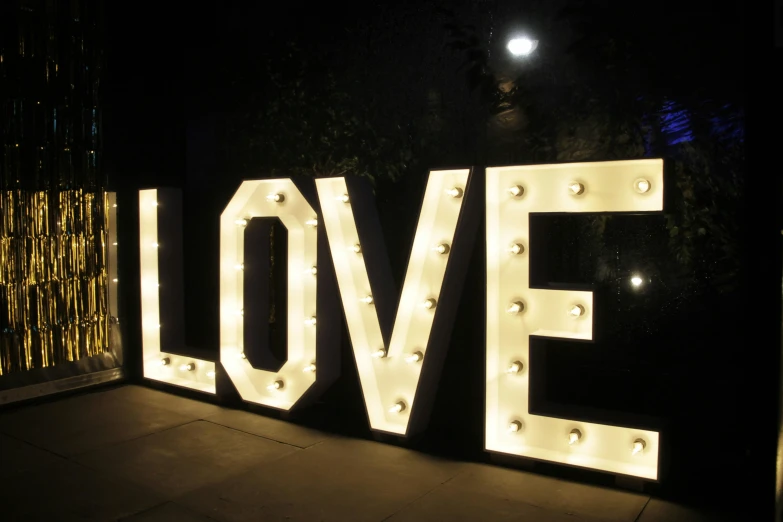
[200,418,312,449]
[65,418,201,458]
[379,466,467,521]
[633,497,651,522]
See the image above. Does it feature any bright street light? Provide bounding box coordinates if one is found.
[507,37,538,57]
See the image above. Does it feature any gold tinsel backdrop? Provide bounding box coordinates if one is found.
[1,1,110,377]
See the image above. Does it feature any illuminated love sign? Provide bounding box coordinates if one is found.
[137,158,663,480]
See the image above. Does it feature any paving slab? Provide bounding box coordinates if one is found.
[178,436,466,522]
[121,501,217,521]
[0,388,197,456]
[75,419,299,498]
[636,498,740,522]
[0,433,66,479]
[424,462,648,522]
[106,385,224,419]
[0,458,161,522]
[203,408,331,448]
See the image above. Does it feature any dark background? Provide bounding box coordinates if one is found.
[100,1,775,518]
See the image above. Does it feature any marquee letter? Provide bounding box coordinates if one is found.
[316,170,480,436]
[219,179,339,410]
[485,159,663,479]
[139,188,216,393]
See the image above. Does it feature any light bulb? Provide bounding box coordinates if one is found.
[152,201,159,206]
[389,400,407,413]
[508,420,522,433]
[234,264,244,271]
[631,275,643,287]
[508,185,524,197]
[569,304,585,317]
[157,324,161,328]
[305,218,318,227]
[434,243,450,255]
[151,242,159,248]
[371,348,387,358]
[180,363,195,372]
[506,301,525,314]
[508,243,524,255]
[238,352,246,359]
[446,187,463,198]
[337,194,350,203]
[112,242,118,246]
[351,244,362,254]
[569,429,582,445]
[506,361,523,374]
[112,278,118,283]
[633,438,646,455]
[568,182,585,195]
[267,193,285,203]
[159,357,170,366]
[235,219,248,226]
[305,316,317,326]
[207,371,216,378]
[112,204,117,208]
[303,363,316,373]
[236,309,244,316]
[306,266,317,275]
[422,298,437,309]
[405,351,423,364]
[634,179,651,193]
[267,380,284,391]
[360,295,374,305]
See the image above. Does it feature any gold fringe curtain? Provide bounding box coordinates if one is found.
[1,1,109,376]
[0,189,109,375]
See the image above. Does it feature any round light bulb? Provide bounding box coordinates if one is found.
[207,371,216,378]
[422,298,437,309]
[508,420,523,433]
[180,363,195,372]
[633,438,646,455]
[351,244,362,254]
[509,243,525,255]
[405,351,423,364]
[568,182,585,195]
[268,380,284,391]
[634,179,651,193]
[151,242,159,248]
[435,243,450,255]
[236,309,244,316]
[112,278,118,283]
[569,429,582,445]
[307,266,318,275]
[569,304,585,317]
[267,193,285,203]
[506,361,524,374]
[159,357,170,366]
[337,194,350,203]
[446,187,463,198]
[371,348,387,359]
[360,295,374,305]
[506,301,525,314]
[507,37,536,56]
[238,352,246,359]
[112,242,118,246]
[152,201,159,206]
[305,316,317,326]
[234,264,244,271]
[235,219,248,226]
[305,218,318,227]
[303,363,316,373]
[631,275,643,287]
[112,204,117,208]
[508,185,524,197]
[389,400,407,413]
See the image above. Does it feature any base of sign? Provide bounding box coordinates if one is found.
[489,453,536,471]
[615,475,645,492]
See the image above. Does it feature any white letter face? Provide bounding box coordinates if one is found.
[220,179,322,410]
[139,189,216,393]
[485,159,663,479]
[317,170,475,436]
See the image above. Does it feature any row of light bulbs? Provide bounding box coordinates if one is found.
[158,357,216,378]
[506,422,648,455]
[506,178,651,199]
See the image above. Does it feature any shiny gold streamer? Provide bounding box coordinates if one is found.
[0,189,110,376]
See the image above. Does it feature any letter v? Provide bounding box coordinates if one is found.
[316,169,481,436]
